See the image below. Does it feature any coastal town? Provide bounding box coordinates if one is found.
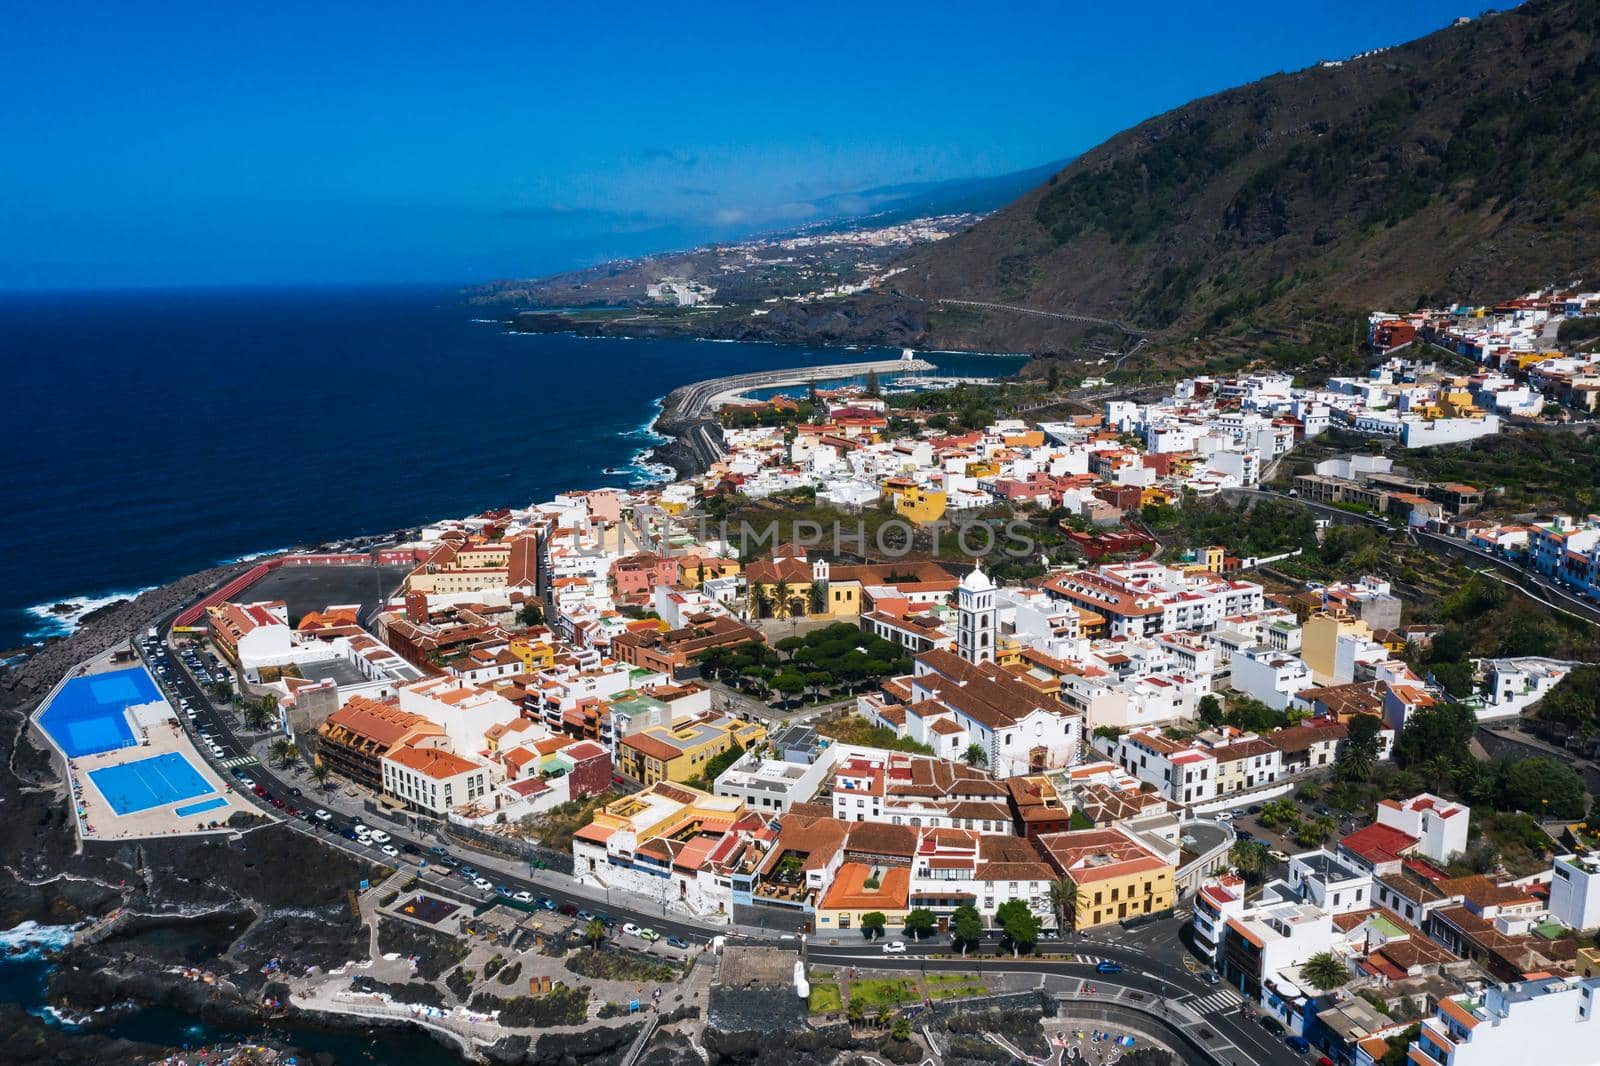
[11,284,1600,1066]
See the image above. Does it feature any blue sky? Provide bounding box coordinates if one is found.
[1,1,1476,289]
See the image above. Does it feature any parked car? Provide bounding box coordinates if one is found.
[575,910,594,922]
[639,928,661,942]
[380,845,399,858]
[1267,849,1290,863]
[622,923,642,938]
[666,936,690,950]
[368,830,391,844]
[558,903,578,917]
[1287,1035,1311,1053]
[513,891,533,903]
[314,809,332,821]
[1095,961,1123,975]
[473,877,494,891]
[429,845,449,857]
[496,885,513,897]
[881,940,906,954]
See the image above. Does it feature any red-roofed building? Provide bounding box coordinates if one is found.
[1339,823,1421,875]
[1036,825,1177,929]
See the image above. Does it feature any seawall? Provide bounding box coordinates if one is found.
[650,355,935,479]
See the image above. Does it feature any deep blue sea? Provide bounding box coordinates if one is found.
[0,285,1023,651]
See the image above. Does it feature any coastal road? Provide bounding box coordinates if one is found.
[138,614,1299,1062]
[802,941,1307,1066]
[665,356,936,421]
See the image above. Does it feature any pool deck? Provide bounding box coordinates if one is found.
[38,648,254,842]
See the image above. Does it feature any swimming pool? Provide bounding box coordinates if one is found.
[174,796,230,818]
[89,752,214,816]
[38,666,162,757]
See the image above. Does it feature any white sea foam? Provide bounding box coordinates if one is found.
[0,920,78,959]
[24,587,159,641]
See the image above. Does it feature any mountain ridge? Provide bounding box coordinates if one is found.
[899,0,1600,358]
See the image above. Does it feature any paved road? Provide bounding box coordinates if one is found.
[804,939,1309,1066]
[138,616,1303,1063]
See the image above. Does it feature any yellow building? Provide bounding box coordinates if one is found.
[617,714,766,786]
[814,862,911,934]
[681,556,741,588]
[509,637,556,671]
[882,479,947,525]
[1038,827,1176,930]
[1300,611,1373,686]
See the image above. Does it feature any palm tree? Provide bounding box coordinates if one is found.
[1229,840,1266,880]
[269,739,298,768]
[1300,951,1350,991]
[963,743,988,769]
[772,579,791,619]
[585,917,606,952]
[847,1000,864,1028]
[310,762,333,791]
[242,699,274,732]
[1049,878,1081,933]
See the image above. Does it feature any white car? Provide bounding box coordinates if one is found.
[882,940,906,954]
[473,877,494,891]
[368,830,391,844]
[314,809,332,821]
[622,923,642,938]
[380,845,399,858]
[513,890,533,903]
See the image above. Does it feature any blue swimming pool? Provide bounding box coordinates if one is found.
[89,752,214,816]
[174,796,229,818]
[38,666,162,757]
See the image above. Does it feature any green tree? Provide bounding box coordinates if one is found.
[963,743,988,768]
[242,696,276,732]
[902,908,937,940]
[1301,952,1350,991]
[586,917,606,952]
[865,369,881,398]
[1049,878,1081,932]
[995,898,1040,957]
[1196,694,1223,729]
[773,671,807,705]
[847,1000,864,1026]
[1229,839,1269,881]
[269,739,299,769]
[860,911,887,940]
[951,904,984,957]
[1495,755,1586,819]
[890,1015,911,1042]
[310,761,333,790]
[517,601,544,627]
[1393,704,1475,770]
[1337,713,1383,782]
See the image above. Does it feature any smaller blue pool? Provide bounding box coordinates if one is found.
[39,666,163,757]
[174,797,230,818]
[89,752,214,816]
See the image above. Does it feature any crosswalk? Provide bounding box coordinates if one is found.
[220,754,258,768]
[1187,984,1244,1014]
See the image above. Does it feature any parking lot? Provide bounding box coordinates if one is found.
[231,562,412,627]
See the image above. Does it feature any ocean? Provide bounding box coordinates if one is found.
[0,285,1024,651]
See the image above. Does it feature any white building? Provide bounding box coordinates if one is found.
[382,742,492,816]
[956,562,998,666]
[1412,976,1600,1066]
[1550,853,1600,932]
[1375,793,1470,865]
[396,675,524,754]
[1286,849,1373,916]
[1230,647,1313,711]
